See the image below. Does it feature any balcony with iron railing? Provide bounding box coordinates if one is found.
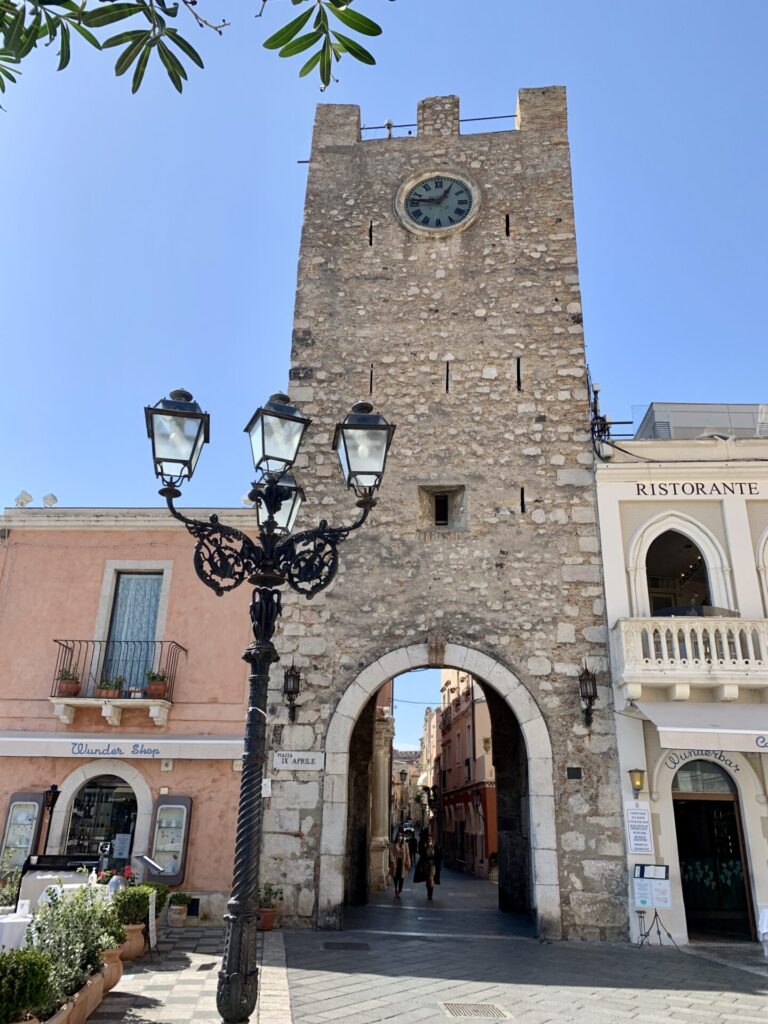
[439,706,452,731]
[611,617,768,702]
[49,639,186,727]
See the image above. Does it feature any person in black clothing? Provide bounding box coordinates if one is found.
[413,834,441,900]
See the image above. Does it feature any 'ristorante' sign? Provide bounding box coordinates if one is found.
[635,482,759,497]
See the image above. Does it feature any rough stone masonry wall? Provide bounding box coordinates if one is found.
[261,87,627,940]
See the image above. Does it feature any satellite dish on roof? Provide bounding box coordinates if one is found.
[42,493,58,508]
[14,490,33,508]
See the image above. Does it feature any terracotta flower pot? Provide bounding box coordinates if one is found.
[42,1003,72,1024]
[256,907,277,931]
[58,680,81,697]
[118,923,146,962]
[145,680,167,699]
[101,947,124,993]
[67,989,87,1024]
[83,973,103,1019]
[95,688,121,699]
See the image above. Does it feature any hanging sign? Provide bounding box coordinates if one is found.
[625,801,654,855]
[272,751,325,771]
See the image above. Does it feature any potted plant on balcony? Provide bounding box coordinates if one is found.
[167,891,192,926]
[56,667,80,698]
[144,671,168,700]
[94,677,124,699]
[256,884,283,931]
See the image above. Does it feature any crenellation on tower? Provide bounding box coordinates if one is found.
[417,94,460,137]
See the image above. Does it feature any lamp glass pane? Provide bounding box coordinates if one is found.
[343,426,388,488]
[264,414,305,468]
[335,432,351,485]
[152,412,200,476]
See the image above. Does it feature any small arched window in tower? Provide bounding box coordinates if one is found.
[646,530,711,616]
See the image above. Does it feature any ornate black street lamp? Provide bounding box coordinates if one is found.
[144,389,394,1024]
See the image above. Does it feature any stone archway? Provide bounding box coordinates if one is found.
[317,642,561,938]
[46,759,154,876]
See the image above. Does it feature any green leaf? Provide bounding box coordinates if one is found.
[278,28,321,58]
[102,28,145,48]
[130,38,149,92]
[114,30,147,74]
[298,48,320,77]
[262,4,312,50]
[165,27,202,68]
[327,3,381,37]
[319,36,331,86]
[81,3,143,28]
[330,29,373,64]
[69,20,102,49]
[42,10,58,43]
[156,37,185,78]
[56,17,69,67]
[312,4,327,31]
[5,4,26,52]
[17,9,40,57]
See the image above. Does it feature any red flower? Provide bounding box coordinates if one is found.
[122,866,134,878]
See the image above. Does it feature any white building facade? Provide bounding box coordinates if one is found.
[596,404,768,944]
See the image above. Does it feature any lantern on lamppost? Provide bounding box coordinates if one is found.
[144,388,395,1024]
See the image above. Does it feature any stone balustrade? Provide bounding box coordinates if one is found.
[611,616,768,701]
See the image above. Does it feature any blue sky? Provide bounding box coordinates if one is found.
[3,0,767,513]
[393,669,441,751]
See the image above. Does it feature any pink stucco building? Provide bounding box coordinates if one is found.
[0,506,256,917]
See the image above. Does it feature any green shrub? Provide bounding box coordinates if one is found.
[0,852,20,907]
[0,948,53,1024]
[145,882,170,915]
[169,891,192,906]
[25,887,114,1003]
[257,884,283,908]
[100,907,126,949]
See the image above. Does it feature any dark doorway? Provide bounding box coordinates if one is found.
[646,530,711,615]
[66,774,137,865]
[672,760,754,940]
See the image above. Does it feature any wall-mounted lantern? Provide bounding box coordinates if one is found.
[578,665,598,727]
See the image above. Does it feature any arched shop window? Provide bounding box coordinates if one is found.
[672,761,735,794]
[66,775,137,863]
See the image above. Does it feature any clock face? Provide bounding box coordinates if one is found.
[403,175,474,230]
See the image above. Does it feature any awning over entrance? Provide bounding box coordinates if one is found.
[637,702,768,753]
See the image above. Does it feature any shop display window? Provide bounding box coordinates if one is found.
[1,793,44,869]
[149,796,191,886]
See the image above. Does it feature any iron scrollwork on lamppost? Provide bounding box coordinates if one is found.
[144,389,395,1024]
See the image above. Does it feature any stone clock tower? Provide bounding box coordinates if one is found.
[263,88,628,941]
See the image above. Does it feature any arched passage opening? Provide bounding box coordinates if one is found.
[318,643,561,939]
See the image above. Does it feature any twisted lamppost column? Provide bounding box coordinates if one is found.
[144,390,395,1024]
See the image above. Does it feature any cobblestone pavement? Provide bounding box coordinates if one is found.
[95,870,768,1024]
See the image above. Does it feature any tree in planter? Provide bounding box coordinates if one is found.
[25,887,105,1008]
[256,884,283,931]
[0,948,53,1024]
[167,891,192,925]
[0,0,384,97]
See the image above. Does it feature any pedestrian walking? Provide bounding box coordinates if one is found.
[414,834,441,900]
[389,831,411,898]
